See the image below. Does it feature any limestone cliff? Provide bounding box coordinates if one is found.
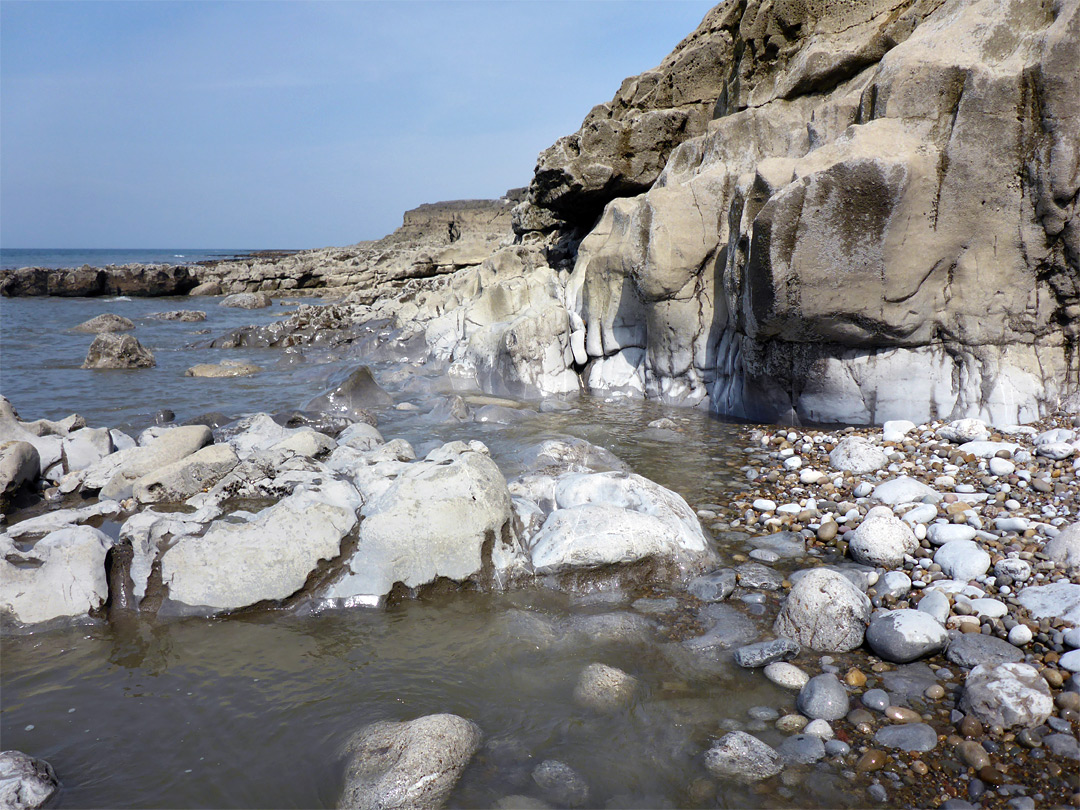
[523,0,1079,424]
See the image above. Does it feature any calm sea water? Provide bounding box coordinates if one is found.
[0,295,873,809]
[0,248,263,271]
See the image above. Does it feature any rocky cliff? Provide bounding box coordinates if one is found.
[518,0,1079,424]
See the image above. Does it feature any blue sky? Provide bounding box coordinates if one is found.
[1,1,714,249]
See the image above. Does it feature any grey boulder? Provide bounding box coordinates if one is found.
[81,333,155,369]
[848,506,918,568]
[865,609,949,663]
[220,292,271,309]
[338,714,482,810]
[72,313,135,333]
[797,674,849,721]
[946,633,1024,668]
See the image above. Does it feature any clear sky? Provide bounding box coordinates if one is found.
[1,1,714,250]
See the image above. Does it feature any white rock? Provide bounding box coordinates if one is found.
[872,476,942,506]
[572,662,638,711]
[84,425,213,499]
[1059,649,1080,673]
[994,557,1032,582]
[927,523,977,546]
[938,419,990,444]
[960,663,1053,729]
[1016,581,1080,625]
[934,540,991,582]
[847,506,917,568]
[0,526,114,624]
[753,498,777,512]
[1007,624,1033,646]
[131,443,239,503]
[1044,522,1080,572]
[763,661,810,690]
[800,469,826,485]
[916,589,950,624]
[829,437,888,474]
[963,598,1008,618]
[959,441,1020,459]
[988,457,1016,477]
[882,420,916,443]
[902,504,939,525]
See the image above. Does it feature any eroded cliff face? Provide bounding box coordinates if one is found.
[527,0,1079,424]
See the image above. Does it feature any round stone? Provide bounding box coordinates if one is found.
[764,662,810,691]
[774,569,871,653]
[866,609,949,663]
[797,673,849,720]
[862,689,891,712]
[934,540,992,582]
[874,723,938,752]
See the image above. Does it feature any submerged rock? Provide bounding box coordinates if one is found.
[185,361,261,378]
[531,760,590,808]
[704,731,783,782]
[220,291,271,309]
[339,714,482,810]
[306,366,393,419]
[81,333,155,369]
[72,313,135,333]
[572,662,638,711]
[0,750,60,810]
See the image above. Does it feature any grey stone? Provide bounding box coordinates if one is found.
[688,568,736,601]
[774,568,871,652]
[703,731,783,782]
[0,441,39,501]
[734,638,801,668]
[861,689,890,712]
[81,332,155,369]
[777,733,826,764]
[72,313,135,333]
[916,589,951,624]
[338,714,482,810]
[873,723,938,752]
[572,663,637,711]
[735,561,784,590]
[866,609,949,663]
[797,674,849,721]
[934,540,991,582]
[531,760,589,807]
[0,750,60,810]
[131,443,239,503]
[686,603,758,651]
[1044,522,1080,573]
[1042,733,1080,761]
[306,366,393,418]
[220,291,271,309]
[946,633,1024,668]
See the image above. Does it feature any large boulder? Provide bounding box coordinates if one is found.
[81,333,156,369]
[1044,522,1080,573]
[865,609,949,663]
[0,441,39,502]
[539,0,1079,423]
[131,443,239,503]
[527,470,714,577]
[0,526,114,625]
[325,444,525,603]
[704,731,783,783]
[774,568,871,652]
[160,481,360,612]
[338,714,482,810]
[848,506,918,568]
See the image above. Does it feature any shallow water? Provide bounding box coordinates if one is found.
[0,296,868,808]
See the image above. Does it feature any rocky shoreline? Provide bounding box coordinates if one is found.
[2,373,1078,807]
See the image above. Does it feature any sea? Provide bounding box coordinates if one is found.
[0,248,259,271]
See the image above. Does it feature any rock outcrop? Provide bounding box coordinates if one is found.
[0,264,196,296]
[524,0,1080,424]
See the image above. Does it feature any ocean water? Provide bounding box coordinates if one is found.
[0,248,260,271]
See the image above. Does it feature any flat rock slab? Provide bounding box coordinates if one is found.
[1016,582,1080,625]
[734,638,801,668]
[946,633,1024,669]
[874,723,937,752]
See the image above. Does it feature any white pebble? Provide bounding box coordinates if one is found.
[753,499,777,512]
[1008,624,1033,646]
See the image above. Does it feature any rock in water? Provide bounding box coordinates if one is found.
[797,674,849,721]
[0,441,39,503]
[774,568,871,652]
[572,662,637,711]
[72,313,135,333]
[220,292,271,309]
[704,731,783,782]
[531,760,590,807]
[81,333,155,369]
[338,714,482,810]
[0,750,60,810]
[306,366,393,418]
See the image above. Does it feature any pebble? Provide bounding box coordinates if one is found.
[884,705,922,724]
[862,689,891,712]
[845,667,867,687]
[797,674,849,721]
[1008,624,1033,646]
[1059,649,1080,672]
[824,739,850,757]
[874,723,938,752]
[955,740,990,770]
[775,714,809,733]
[856,749,888,772]
[925,684,945,700]
[803,719,834,739]
[764,662,810,691]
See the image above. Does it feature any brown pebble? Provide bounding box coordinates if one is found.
[977,765,1005,786]
[885,706,922,724]
[845,667,867,688]
[856,750,888,772]
[1056,691,1080,712]
[1041,667,1064,687]
[847,708,874,726]
[955,740,990,770]
[925,684,946,700]
[911,760,929,776]
[871,662,891,673]
[959,715,983,738]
